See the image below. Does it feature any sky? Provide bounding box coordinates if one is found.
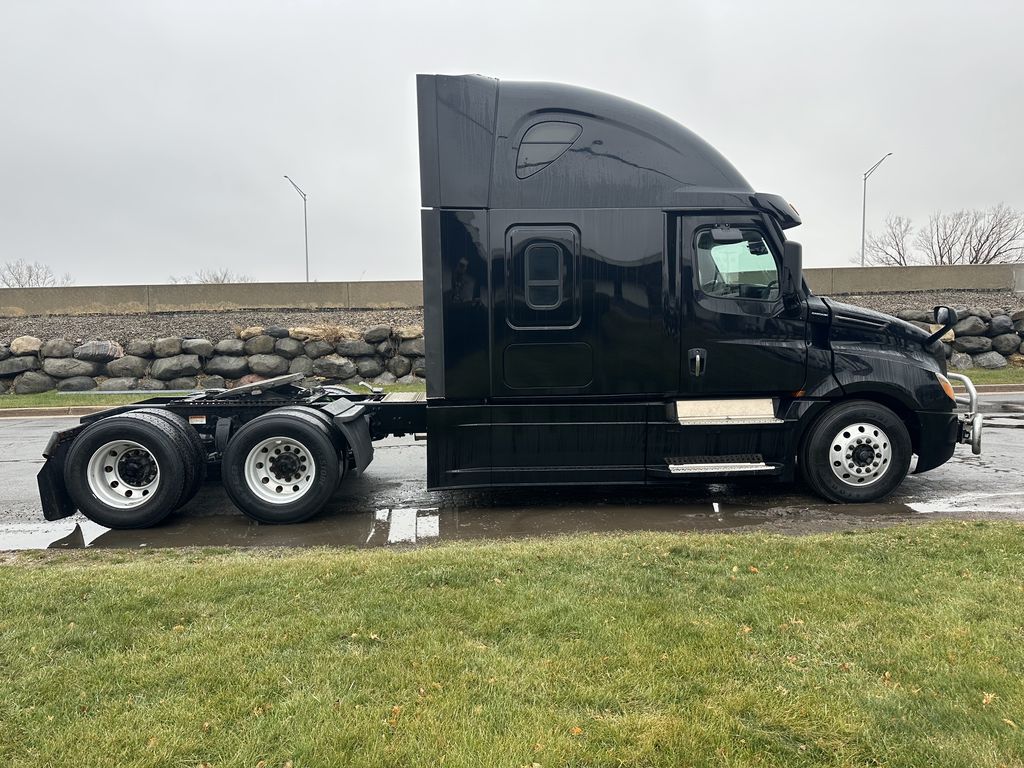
[1,0,1022,285]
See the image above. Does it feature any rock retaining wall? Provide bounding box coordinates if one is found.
[0,324,426,395]
[897,306,1024,371]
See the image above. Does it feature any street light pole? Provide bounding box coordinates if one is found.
[860,152,893,267]
[283,175,309,282]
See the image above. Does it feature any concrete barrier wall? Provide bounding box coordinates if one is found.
[0,280,425,316]
[0,266,1021,317]
[804,264,1023,295]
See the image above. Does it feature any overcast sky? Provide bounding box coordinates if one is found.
[1,0,1022,285]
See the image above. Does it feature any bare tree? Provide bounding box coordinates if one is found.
[169,268,254,284]
[0,259,73,288]
[914,210,971,265]
[914,204,1024,265]
[963,203,1024,264]
[864,214,915,266]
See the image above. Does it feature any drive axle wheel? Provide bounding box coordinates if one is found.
[244,436,317,504]
[221,412,341,524]
[64,413,187,528]
[799,400,911,503]
[130,408,207,506]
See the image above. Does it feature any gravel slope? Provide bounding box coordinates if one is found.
[0,309,425,345]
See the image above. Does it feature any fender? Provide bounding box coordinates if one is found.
[322,399,374,473]
[831,349,951,412]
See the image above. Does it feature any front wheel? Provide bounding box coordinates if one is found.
[799,400,912,503]
[221,412,342,524]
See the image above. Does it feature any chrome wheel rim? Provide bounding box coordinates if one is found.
[87,440,160,508]
[244,436,316,504]
[829,422,892,487]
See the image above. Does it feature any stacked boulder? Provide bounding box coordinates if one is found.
[897,307,1024,370]
[0,324,427,395]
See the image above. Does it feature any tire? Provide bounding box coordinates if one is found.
[221,411,342,524]
[798,400,912,503]
[267,406,348,482]
[63,413,188,528]
[130,408,207,505]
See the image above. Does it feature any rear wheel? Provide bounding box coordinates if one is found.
[64,413,187,528]
[799,400,912,503]
[221,412,341,524]
[130,408,207,505]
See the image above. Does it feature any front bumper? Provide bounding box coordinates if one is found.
[947,372,983,455]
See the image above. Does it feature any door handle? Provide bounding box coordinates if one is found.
[688,348,707,377]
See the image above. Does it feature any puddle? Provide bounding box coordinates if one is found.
[1,501,790,551]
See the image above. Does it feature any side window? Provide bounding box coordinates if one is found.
[525,243,562,309]
[516,121,583,179]
[506,226,580,328]
[695,228,780,301]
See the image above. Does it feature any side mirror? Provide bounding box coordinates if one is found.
[934,305,958,326]
[781,240,803,298]
[926,305,958,345]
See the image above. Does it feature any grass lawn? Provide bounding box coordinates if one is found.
[952,366,1024,385]
[1,522,1022,767]
[0,382,427,410]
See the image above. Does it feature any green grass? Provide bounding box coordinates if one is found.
[0,382,427,409]
[952,366,1024,385]
[0,392,161,409]
[1,522,1022,767]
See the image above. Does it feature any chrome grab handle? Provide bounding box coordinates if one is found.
[947,372,977,412]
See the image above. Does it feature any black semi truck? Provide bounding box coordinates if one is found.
[37,74,983,529]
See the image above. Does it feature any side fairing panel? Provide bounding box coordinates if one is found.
[429,210,490,400]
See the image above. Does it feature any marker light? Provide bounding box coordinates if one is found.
[936,373,956,402]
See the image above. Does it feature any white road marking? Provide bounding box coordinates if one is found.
[908,491,1024,515]
[367,509,390,543]
[387,507,418,544]
[416,512,439,540]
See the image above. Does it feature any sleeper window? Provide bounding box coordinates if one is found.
[525,244,562,309]
[506,226,580,329]
[516,121,583,179]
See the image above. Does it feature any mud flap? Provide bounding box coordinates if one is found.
[323,399,374,473]
[37,428,82,521]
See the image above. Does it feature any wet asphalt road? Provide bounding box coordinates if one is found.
[1,396,1022,550]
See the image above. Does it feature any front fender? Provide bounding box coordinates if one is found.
[831,348,952,412]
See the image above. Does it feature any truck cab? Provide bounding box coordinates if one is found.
[417,74,981,502]
[37,74,983,531]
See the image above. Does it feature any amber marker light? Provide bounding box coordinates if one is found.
[936,374,956,402]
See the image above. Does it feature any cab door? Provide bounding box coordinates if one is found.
[678,214,807,395]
